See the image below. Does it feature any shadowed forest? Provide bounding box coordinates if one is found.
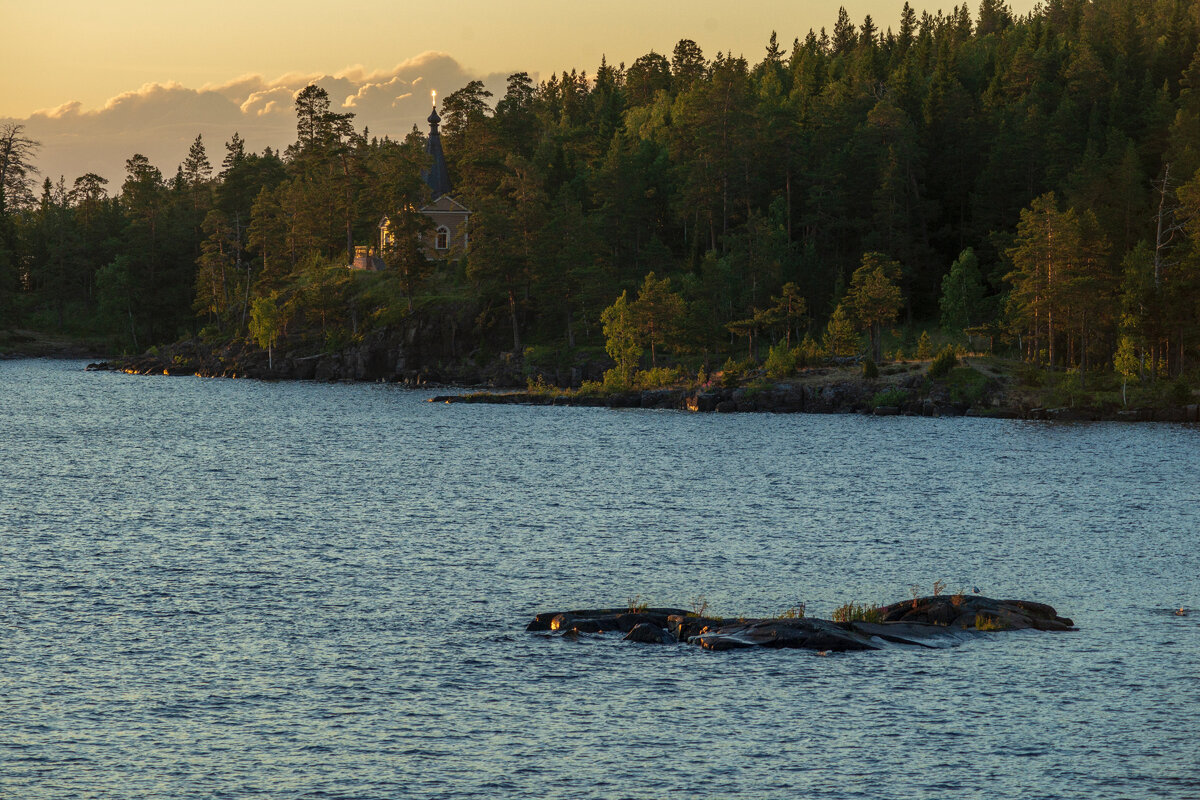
[4,0,1200,389]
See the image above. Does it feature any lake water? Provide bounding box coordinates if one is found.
[2,358,1198,799]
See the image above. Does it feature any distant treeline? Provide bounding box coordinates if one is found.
[3,0,1200,379]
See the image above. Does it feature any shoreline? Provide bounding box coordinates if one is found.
[429,384,1200,422]
[74,336,1200,424]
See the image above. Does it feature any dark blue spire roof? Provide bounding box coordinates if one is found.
[422,105,452,199]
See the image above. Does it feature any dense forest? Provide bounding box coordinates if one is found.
[4,0,1200,387]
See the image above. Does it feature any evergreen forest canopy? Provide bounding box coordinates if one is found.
[4,0,1200,384]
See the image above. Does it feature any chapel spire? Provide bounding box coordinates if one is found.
[422,92,452,199]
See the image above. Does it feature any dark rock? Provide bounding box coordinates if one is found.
[715,400,738,413]
[848,621,974,648]
[640,390,682,409]
[876,595,1076,632]
[1046,407,1098,421]
[560,616,609,634]
[605,393,641,408]
[690,617,880,652]
[623,623,674,644]
[667,614,722,641]
[526,607,690,633]
[873,406,900,416]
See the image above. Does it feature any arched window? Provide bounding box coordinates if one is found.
[436,226,450,250]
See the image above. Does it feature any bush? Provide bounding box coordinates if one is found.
[916,330,933,360]
[862,357,879,378]
[946,366,989,406]
[637,365,685,389]
[928,345,958,379]
[1047,368,1091,408]
[764,342,799,379]
[1017,362,1044,387]
[797,335,824,367]
[975,612,1009,631]
[600,367,632,393]
[525,375,564,398]
[1169,378,1192,404]
[870,387,910,408]
[720,356,758,387]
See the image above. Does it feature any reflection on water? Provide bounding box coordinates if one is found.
[1,359,1198,799]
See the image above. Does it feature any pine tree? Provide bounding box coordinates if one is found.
[846,252,903,362]
[940,248,987,333]
[632,271,685,367]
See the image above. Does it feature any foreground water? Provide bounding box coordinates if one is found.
[1,359,1197,799]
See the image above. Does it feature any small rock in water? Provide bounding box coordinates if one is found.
[623,623,673,644]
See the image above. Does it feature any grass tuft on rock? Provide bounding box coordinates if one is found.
[831,602,883,623]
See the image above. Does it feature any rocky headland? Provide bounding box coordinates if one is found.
[83,326,1200,422]
[528,595,1076,653]
[433,363,1200,422]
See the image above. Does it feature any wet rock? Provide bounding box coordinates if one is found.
[667,614,722,641]
[559,616,609,634]
[605,393,642,408]
[1046,407,1098,422]
[526,607,689,633]
[847,621,974,648]
[873,406,900,416]
[640,390,682,409]
[690,618,880,652]
[623,623,674,644]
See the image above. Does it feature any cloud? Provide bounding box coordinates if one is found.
[7,53,516,186]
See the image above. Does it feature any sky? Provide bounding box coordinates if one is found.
[1,0,1038,187]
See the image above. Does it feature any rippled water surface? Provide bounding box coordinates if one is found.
[2,359,1198,799]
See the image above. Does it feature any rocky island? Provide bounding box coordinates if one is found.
[528,594,1076,652]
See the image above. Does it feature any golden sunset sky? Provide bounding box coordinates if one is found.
[1,0,1036,183]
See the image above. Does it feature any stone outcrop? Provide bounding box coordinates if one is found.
[525,607,690,633]
[527,595,1075,654]
[878,594,1076,631]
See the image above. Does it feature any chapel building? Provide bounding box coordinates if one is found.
[353,102,470,270]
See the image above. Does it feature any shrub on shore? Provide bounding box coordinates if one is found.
[928,346,958,379]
